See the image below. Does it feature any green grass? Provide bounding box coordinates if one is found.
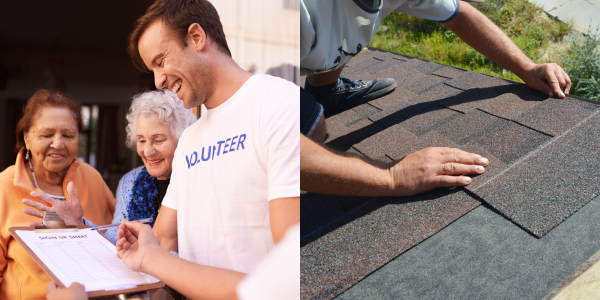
[370,0,572,83]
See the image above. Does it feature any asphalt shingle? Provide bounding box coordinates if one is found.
[472,120,552,165]
[479,85,548,119]
[436,109,505,145]
[445,70,493,90]
[433,66,467,79]
[514,97,599,136]
[472,111,600,237]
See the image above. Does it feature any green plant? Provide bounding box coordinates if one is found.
[578,76,600,100]
[560,25,600,100]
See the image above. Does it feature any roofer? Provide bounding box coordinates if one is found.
[300,0,571,197]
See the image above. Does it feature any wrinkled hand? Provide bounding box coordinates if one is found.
[389,147,489,196]
[116,220,161,273]
[22,181,84,227]
[46,281,87,300]
[523,63,571,98]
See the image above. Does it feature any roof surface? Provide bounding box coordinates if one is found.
[300,48,600,299]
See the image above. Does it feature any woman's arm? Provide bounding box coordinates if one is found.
[103,179,129,244]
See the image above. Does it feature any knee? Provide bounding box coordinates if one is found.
[311,116,327,143]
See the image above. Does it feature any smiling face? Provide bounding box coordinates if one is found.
[24,107,79,174]
[136,114,178,180]
[138,20,214,109]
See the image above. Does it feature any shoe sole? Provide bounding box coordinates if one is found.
[363,81,398,102]
[324,81,398,117]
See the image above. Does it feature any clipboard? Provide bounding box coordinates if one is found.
[9,212,164,298]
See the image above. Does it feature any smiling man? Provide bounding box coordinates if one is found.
[122,0,299,298]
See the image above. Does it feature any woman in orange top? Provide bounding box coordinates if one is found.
[0,89,116,300]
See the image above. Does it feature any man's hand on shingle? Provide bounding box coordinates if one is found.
[388,147,489,197]
[523,63,571,98]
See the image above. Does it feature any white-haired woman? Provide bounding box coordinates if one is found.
[24,89,197,244]
[103,89,197,242]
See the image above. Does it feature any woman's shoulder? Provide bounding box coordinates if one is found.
[123,166,145,181]
[118,166,146,189]
[0,165,16,184]
[73,160,104,180]
[0,165,16,189]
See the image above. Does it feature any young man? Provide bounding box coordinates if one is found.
[111,0,297,297]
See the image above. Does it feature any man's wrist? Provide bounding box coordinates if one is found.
[141,244,169,274]
[371,159,398,197]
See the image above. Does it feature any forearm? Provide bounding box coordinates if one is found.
[443,2,535,80]
[143,249,244,300]
[269,198,300,243]
[300,135,393,197]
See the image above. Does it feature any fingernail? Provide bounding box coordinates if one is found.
[480,157,489,165]
[474,154,481,158]
[476,166,484,172]
[464,177,472,184]
[549,91,554,97]
[30,191,39,196]
[559,91,565,97]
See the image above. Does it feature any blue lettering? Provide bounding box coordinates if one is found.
[212,145,216,160]
[201,147,211,161]
[185,155,191,169]
[237,134,246,150]
[230,136,238,152]
[190,152,198,166]
[216,141,225,156]
[223,138,231,154]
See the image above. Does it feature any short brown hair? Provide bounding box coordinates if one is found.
[127,0,232,72]
[14,89,83,153]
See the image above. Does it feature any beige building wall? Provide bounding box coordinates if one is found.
[210,0,300,85]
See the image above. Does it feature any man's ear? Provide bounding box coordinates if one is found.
[188,23,206,51]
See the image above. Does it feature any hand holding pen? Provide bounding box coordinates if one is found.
[89,218,154,231]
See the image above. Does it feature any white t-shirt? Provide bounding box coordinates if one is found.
[236,223,300,300]
[301,0,460,75]
[161,74,300,273]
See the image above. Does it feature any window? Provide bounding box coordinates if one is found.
[77,105,99,167]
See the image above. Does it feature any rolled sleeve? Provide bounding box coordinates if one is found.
[395,0,460,22]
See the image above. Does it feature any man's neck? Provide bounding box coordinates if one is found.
[204,57,254,109]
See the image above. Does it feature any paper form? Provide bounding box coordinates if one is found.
[15,230,159,292]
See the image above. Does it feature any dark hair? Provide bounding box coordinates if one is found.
[127,0,232,72]
[14,89,83,153]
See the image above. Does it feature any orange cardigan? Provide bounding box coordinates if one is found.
[0,149,116,299]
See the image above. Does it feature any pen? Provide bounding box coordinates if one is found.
[90,218,154,231]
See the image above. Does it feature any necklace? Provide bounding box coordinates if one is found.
[28,159,66,201]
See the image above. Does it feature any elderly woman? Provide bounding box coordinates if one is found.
[24,89,197,245]
[102,89,197,242]
[0,89,116,299]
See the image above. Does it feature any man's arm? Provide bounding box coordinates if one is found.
[300,134,488,197]
[269,197,300,243]
[443,2,571,97]
[152,206,178,252]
